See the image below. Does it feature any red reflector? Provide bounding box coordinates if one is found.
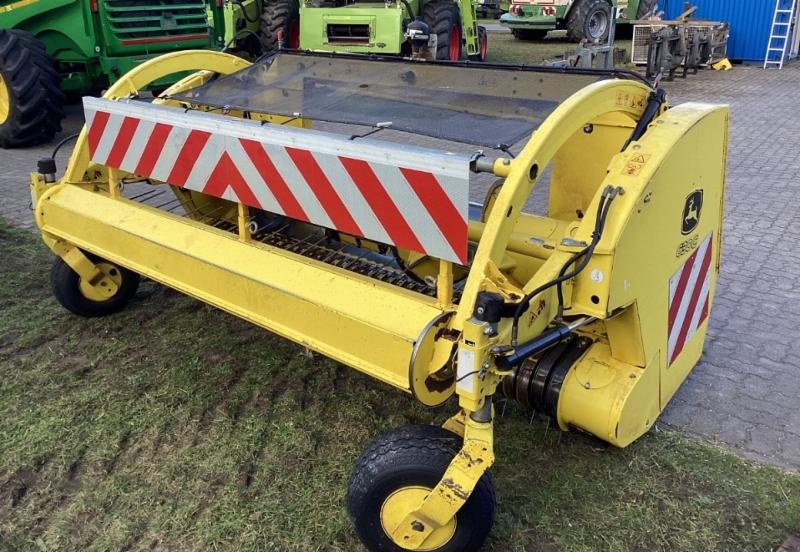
[216,0,223,6]
[89,0,98,12]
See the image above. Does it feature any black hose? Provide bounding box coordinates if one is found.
[620,87,667,152]
[400,0,415,19]
[510,186,619,345]
[50,132,81,160]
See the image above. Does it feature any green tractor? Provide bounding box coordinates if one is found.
[0,0,227,148]
[230,0,486,62]
[500,0,656,41]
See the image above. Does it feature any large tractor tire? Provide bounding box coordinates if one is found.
[0,29,64,149]
[259,0,301,52]
[566,0,612,42]
[511,28,549,41]
[347,425,495,551]
[637,0,658,18]
[422,0,463,61]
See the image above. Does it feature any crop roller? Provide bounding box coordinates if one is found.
[30,49,728,551]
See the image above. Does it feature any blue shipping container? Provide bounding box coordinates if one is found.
[660,0,775,62]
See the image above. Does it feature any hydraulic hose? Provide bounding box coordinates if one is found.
[510,185,620,345]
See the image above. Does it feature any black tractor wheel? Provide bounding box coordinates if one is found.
[566,0,612,42]
[422,0,463,61]
[511,28,549,40]
[0,29,64,149]
[347,425,495,552]
[636,0,658,18]
[51,256,140,318]
[259,0,301,53]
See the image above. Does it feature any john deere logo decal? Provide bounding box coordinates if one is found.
[682,190,703,235]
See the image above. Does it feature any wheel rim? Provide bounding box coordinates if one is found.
[289,19,300,49]
[0,73,9,125]
[587,10,609,39]
[78,262,123,302]
[449,24,461,61]
[380,486,457,550]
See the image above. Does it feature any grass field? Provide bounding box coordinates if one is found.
[481,28,635,68]
[1,215,800,552]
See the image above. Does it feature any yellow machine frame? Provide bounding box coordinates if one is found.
[31,51,728,550]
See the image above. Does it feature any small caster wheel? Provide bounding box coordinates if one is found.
[347,425,495,551]
[51,255,140,317]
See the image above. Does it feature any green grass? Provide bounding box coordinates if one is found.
[482,27,634,68]
[1,219,798,551]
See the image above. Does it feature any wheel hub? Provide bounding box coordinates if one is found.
[78,262,123,302]
[588,11,609,39]
[0,73,9,125]
[380,486,456,550]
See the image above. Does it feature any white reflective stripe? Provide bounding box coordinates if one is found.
[313,154,391,244]
[150,126,191,183]
[372,164,457,262]
[687,267,712,338]
[84,108,96,133]
[668,236,712,359]
[92,112,124,165]
[685,236,713,340]
[265,144,333,228]
[226,138,285,215]
[184,134,226,191]
[121,118,155,172]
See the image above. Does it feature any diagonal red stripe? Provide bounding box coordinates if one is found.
[167,130,212,187]
[104,116,140,169]
[668,247,700,334]
[239,139,308,222]
[286,147,362,236]
[202,152,262,209]
[339,157,424,253]
[400,168,467,264]
[134,123,173,177]
[87,111,110,158]
[670,240,713,364]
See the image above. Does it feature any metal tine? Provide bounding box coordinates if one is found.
[127,188,165,202]
[299,234,328,255]
[153,197,182,210]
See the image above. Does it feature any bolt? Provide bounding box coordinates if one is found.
[476,306,485,315]
[411,521,425,532]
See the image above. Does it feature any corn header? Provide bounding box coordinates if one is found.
[31,49,728,551]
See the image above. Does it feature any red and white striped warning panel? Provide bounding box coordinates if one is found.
[668,233,713,365]
[83,97,470,264]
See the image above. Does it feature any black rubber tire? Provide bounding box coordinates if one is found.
[347,425,495,552]
[0,29,64,149]
[259,0,300,53]
[636,0,658,18]
[51,256,140,318]
[468,26,488,61]
[511,28,549,41]
[566,0,612,42]
[422,0,463,61]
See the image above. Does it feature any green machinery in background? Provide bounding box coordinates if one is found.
[501,0,655,41]
[0,0,485,149]
[0,0,227,148]
[229,0,486,62]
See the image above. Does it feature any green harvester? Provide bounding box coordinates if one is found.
[500,0,655,41]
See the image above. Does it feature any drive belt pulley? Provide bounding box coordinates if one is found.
[498,335,593,418]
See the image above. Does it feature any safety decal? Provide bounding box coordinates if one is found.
[667,232,713,365]
[82,98,470,265]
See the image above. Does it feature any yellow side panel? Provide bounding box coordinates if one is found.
[558,342,660,447]
[37,185,446,392]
